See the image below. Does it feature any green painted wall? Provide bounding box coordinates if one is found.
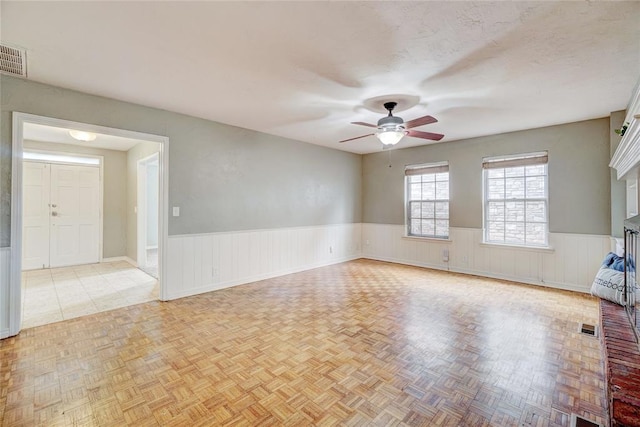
[0,75,363,247]
[363,118,611,235]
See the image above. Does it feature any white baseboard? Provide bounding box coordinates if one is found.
[101,256,126,262]
[448,265,589,294]
[362,224,608,295]
[361,254,449,274]
[166,223,362,301]
[102,256,138,267]
[363,254,590,294]
[166,254,360,300]
[1,247,12,338]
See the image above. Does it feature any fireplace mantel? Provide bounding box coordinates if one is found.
[611,81,640,180]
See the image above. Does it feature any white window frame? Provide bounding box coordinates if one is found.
[405,161,450,239]
[482,151,549,248]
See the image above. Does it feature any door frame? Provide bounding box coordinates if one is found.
[22,150,105,268]
[9,112,170,337]
[137,152,159,273]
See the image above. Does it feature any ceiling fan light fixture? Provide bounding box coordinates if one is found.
[341,100,443,145]
[69,130,97,142]
[376,129,406,146]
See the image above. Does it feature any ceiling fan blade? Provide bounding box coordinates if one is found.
[351,121,378,128]
[339,133,375,143]
[403,115,438,129]
[406,129,445,141]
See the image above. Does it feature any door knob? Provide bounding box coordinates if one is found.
[51,211,58,217]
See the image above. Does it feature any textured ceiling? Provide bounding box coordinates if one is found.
[2,1,639,154]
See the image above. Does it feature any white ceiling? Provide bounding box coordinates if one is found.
[3,2,640,154]
[23,122,149,151]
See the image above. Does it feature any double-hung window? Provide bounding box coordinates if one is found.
[405,162,449,239]
[483,152,548,247]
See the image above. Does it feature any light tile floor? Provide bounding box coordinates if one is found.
[21,260,159,329]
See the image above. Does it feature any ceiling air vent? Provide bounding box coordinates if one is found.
[0,44,27,77]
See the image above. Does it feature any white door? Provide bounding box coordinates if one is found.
[22,162,51,270]
[50,164,100,268]
[22,162,101,269]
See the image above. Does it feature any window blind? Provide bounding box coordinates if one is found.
[482,152,548,170]
[405,162,449,176]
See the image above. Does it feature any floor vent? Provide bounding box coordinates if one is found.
[0,44,27,77]
[570,413,602,427]
[580,323,597,337]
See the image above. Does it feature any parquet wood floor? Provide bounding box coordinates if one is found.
[0,259,605,426]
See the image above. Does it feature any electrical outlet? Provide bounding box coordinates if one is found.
[329,246,333,254]
[212,267,219,278]
[442,248,449,262]
[462,255,468,264]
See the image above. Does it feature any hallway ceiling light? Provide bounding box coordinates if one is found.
[69,130,97,142]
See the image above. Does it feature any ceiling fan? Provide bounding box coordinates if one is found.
[340,102,444,146]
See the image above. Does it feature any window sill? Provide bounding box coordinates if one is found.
[479,242,555,253]
[402,235,452,243]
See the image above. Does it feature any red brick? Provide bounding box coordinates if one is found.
[599,300,640,427]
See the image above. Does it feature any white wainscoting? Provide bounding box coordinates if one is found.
[362,224,611,293]
[0,222,612,335]
[1,247,11,338]
[166,223,362,300]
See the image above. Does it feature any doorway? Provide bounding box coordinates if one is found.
[137,153,159,278]
[8,113,169,337]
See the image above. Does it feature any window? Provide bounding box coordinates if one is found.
[405,162,449,239]
[483,152,548,247]
[23,151,100,166]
